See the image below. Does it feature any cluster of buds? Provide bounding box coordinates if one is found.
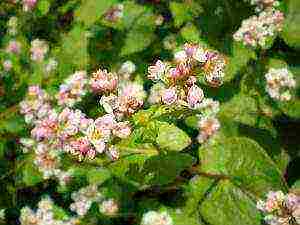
[196,98,220,143]
[91,66,145,119]
[147,43,222,143]
[20,70,133,162]
[57,71,88,107]
[148,43,227,92]
[44,58,58,75]
[265,68,296,101]
[100,82,146,119]
[233,8,284,48]
[20,197,79,225]
[6,40,21,55]
[20,85,51,124]
[141,211,173,225]
[99,198,119,216]
[257,191,300,225]
[7,16,18,36]
[70,185,103,217]
[247,0,280,12]
[30,39,49,62]
[22,0,38,12]
[103,4,124,23]
[2,60,13,72]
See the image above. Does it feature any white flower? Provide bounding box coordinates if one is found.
[141,211,173,225]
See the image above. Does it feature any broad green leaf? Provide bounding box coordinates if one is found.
[22,161,43,186]
[0,141,5,158]
[109,152,194,186]
[56,24,89,76]
[199,180,261,225]
[277,100,300,119]
[184,176,215,215]
[169,207,205,225]
[120,13,156,56]
[75,0,117,26]
[87,168,111,185]
[225,42,256,82]
[37,0,50,15]
[142,152,194,185]
[292,180,300,190]
[180,23,201,43]
[281,0,300,49]
[156,122,191,151]
[199,137,287,197]
[169,2,193,28]
[52,205,70,221]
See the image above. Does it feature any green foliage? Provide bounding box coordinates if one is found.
[156,122,191,151]
[75,0,117,26]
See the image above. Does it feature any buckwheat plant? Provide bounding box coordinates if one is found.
[257,191,300,225]
[265,67,296,101]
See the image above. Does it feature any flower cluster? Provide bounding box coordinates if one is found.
[141,211,173,225]
[99,199,119,216]
[57,71,88,107]
[6,40,21,55]
[257,191,300,225]
[104,3,124,23]
[148,43,222,143]
[70,185,103,216]
[69,184,119,217]
[92,66,146,119]
[20,197,78,225]
[265,68,296,101]
[7,16,18,36]
[22,0,38,12]
[247,0,280,12]
[148,43,227,90]
[233,8,284,48]
[30,39,49,62]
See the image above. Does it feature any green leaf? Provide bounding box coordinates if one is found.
[37,0,50,15]
[142,152,194,185]
[199,137,287,197]
[180,23,201,43]
[22,160,43,186]
[156,122,191,151]
[120,12,156,56]
[87,168,111,185]
[199,180,261,225]
[225,42,256,82]
[75,0,117,26]
[281,0,300,49]
[56,24,89,76]
[292,180,300,190]
[169,2,193,28]
[52,205,70,221]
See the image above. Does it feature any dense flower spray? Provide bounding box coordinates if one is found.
[257,191,300,225]
[30,39,49,62]
[147,43,223,143]
[265,67,296,101]
[20,197,79,225]
[233,8,284,48]
[141,211,173,225]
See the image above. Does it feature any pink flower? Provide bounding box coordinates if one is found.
[197,117,220,143]
[106,146,119,161]
[22,0,37,11]
[90,69,118,93]
[112,122,131,139]
[162,88,177,105]
[148,60,168,81]
[187,85,204,108]
[6,40,21,55]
